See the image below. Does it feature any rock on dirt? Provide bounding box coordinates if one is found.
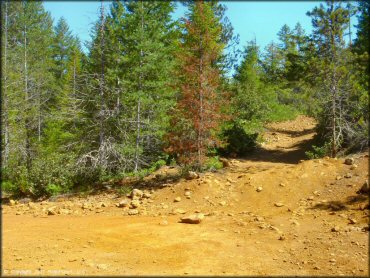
[117,200,129,208]
[187,171,199,180]
[174,208,187,214]
[47,207,57,215]
[174,197,182,202]
[130,200,140,209]
[256,187,263,192]
[344,158,355,165]
[180,213,205,224]
[128,209,139,215]
[274,202,284,207]
[348,218,357,224]
[9,200,16,206]
[219,201,226,206]
[357,181,369,194]
[82,203,91,210]
[184,191,191,197]
[219,158,230,167]
[331,226,340,232]
[131,189,143,199]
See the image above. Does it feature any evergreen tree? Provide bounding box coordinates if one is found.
[307,0,366,156]
[166,1,226,169]
[2,1,57,194]
[120,0,177,172]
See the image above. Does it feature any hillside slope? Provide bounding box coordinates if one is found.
[2,115,369,276]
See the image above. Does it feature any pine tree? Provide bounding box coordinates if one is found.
[119,0,177,172]
[233,40,265,121]
[166,1,226,169]
[2,1,57,194]
[307,0,365,156]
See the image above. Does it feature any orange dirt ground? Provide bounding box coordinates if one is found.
[2,115,369,276]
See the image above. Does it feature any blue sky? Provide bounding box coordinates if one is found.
[44,1,358,57]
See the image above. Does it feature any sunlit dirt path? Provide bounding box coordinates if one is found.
[2,115,368,276]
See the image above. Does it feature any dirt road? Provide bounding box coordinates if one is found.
[2,115,369,276]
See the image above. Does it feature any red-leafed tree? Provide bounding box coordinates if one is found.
[166,1,227,169]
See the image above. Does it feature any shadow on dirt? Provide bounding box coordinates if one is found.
[267,127,316,138]
[308,194,368,212]
[239,138,315,164]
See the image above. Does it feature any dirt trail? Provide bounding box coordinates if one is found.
[2,115,369,276]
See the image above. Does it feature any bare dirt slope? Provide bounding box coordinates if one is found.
[2,115,369,276]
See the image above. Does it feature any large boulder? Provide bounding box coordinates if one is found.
[180,213,205,224]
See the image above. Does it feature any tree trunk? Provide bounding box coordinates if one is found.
[99,0,105,163]
[134,0,144,172]
[3,1,9,167]
[24,18,31,174]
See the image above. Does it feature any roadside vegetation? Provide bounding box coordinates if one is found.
[1,1,368,198]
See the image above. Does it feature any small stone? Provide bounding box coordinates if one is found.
[142,192,151,199]
[47,207,57,215]
[274,202,284,207]
[344,158,354,165]
[307,196,314,201]
[180,213,205,224]
[9,199,16,206]
[117,200,129,208]
[348,218,357,224]
[278,234,286,240]
[130,199,140,209]
[336,176,342,180]
[174,208,187,214]
[186,171,199,180]
[344,173,352,178]
[219,158,230,167]
[350,164,358,170]
[219,201,226,206]
[159,220,168,226]
[184,191,191,197]
[331,226,340,232]
[256,187,263,192]
[174,197,181,202]
[329,258,336,263]
[279,183,286,187]
[58,208,70,215]
[254,216,264,222]
[130,189,143,199]
[96,264,108,270]
[357,181,369,194]
[128,209,139,215]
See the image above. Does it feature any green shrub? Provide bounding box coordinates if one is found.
[45,184,64,196]
[1,180,17,194]
[305,142,331,159]
[203,156,223,171]
[117,185,133,196]
[218,122,258,156]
